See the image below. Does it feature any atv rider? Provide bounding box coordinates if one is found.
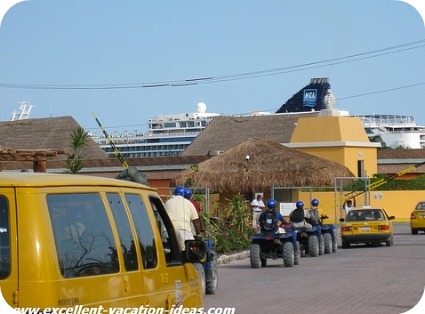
[184,187,205,233]
[258,199,288,234]
[309,199,329,226]
[289,201,312,229]
[165,186,202,250]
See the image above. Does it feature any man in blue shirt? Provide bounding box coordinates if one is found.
[259,199,287,234]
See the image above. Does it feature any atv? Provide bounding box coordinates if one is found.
[320,223,338,253]
[293,225,322,257]
[250,228,300,268]
[192,239,218,295]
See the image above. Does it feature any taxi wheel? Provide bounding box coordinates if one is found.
[386,235,394,247]
[411,228,418,235]
[342,241,350,248]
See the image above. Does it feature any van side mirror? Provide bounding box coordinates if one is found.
[185,240,209,263]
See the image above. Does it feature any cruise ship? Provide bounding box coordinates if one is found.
[92,102,220,158]
[91,78,425,156]
[356,114,425,149]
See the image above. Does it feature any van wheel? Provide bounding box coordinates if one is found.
[193,263,206,295]
[206,254,218,295]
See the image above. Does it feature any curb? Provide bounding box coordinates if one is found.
[217,250,250,265]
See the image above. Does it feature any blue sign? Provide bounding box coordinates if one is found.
[303,89,317,107]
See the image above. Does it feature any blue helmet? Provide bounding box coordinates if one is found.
[296,201,304,209]
[311,199,319,207]
[184,188,192,200]
[174,186,185,196]
[267,199,277,209]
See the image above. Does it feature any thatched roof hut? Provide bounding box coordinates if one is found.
[182,113,319,157]
[175,137,354,193]
[0,116,107,160]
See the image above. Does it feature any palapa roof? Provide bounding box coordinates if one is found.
[0,116,107,160]
[181,112,319,157]
[175,137,354,193]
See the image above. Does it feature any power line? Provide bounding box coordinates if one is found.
[1,39,424,90]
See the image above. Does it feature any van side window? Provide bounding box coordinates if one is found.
[47,193,119,278]
[107,193,138,271]
[125,194,158,269]
[150,196,182,265]
[0,196,10,279]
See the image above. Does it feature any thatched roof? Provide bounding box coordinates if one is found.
[181,112,319,157]
[0,116,107,160]
[175,137,354,193]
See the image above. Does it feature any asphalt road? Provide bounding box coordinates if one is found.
[204,223,425,314]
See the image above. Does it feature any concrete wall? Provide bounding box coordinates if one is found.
[299,190,425,223]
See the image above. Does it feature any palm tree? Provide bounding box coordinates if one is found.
[66,126,89,174]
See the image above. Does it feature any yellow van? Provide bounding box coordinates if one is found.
[0,172,205,311]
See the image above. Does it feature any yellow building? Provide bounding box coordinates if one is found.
[286,109,381,178]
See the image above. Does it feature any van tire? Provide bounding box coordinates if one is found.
[193,263,206,295]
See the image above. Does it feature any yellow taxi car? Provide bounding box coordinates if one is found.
[340,207,395,248]
[410,201,425,235]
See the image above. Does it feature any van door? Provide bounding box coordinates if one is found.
[148,196,202,307]
[123,193,166,307]
[0,190,18,307]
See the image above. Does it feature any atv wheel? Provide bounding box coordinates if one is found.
[319,235,324,255]
[332,238,338,253]
[324,233,332,254]
[250,244,261,268]
[193,263,206,295]
[308,235,319,257]
[283,242,295,267]
[294,241,301,265]
[206,253,218,294]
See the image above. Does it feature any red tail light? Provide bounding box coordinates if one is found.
[410,212,416,219]
[341,226,352,232]
[378,225,390,230]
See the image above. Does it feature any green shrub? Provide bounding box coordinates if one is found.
[200,194,254,254]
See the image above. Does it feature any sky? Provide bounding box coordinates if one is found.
[0,0,425,135]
